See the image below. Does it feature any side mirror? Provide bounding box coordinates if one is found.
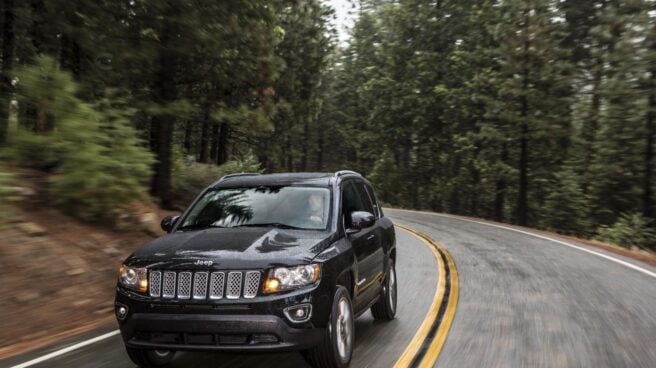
[347,211,375,234]
[161,215,180,233]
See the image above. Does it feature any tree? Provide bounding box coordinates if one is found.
[8,56,153,221]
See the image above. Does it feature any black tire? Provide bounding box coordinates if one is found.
[125,347,175,367]
[303,286,354,368]
[371,260,397,321]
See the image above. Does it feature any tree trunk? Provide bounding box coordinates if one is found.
[494,143,508,221]
[150,22,176,209]
[217,122,229,165]
[210,123,219,163]
[0,0,15,145]
[29,0,47,53]
[316,119,324,171]
[587,60,602,153]
[301,117,309,171]
[644,62,656,219]
[199,107,210,163]
[183,120,192,155]
[60,6,83,79]
[286,134,293,171]
[470,146,481,216]
[516,6,530,226]
[517,120,529,226]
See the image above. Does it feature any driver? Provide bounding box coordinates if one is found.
[306,192,324,225]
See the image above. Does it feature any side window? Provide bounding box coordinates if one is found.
[364,184,382,219]
[354,182,375,215]
[342,182,365,228]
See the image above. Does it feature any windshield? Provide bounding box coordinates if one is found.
[178,186,331,231]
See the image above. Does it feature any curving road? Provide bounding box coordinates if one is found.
[3,209,656,368]
[391,209,656,368]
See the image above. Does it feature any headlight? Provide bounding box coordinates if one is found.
[263,264,321,294]
[118,264,148,293]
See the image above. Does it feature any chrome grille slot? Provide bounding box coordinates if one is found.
[177,272,192,299]
[162,271,176,298]
[226,272,243,299]
[193,272,209,299]
[209,272,225,299]
[149,271,162,297]
[243,271,260,298]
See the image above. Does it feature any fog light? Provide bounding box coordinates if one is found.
[284,304,312,323]
[116,303,128,320]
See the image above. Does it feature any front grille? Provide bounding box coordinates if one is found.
[209,272,225,299]
[149,271,161,297]
[162,271,176,298]
[149,270,261,300]
[193,272,209,300]
[226,272,242,299]
[244,271,260,298]
[177,272,192,299]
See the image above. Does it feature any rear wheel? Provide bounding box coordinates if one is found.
[303,286,354,368]
[371,260,397,321]
[125,347,175,367]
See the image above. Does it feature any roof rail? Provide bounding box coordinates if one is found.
[219,173,261,181]
[334,170,361,177]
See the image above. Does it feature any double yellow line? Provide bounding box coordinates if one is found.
[394,224,459,368]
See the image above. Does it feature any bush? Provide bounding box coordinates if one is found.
[595,213,656,251]
[7,56,154,221]
[172,152,262,205]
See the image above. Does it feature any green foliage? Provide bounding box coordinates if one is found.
[368,150,400,206]
[172,151,262,205]
[538,164,593,236]
[8,56,154,221]
[595,213,656,251]
[0,166,19,222]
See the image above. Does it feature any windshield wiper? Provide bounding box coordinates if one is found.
[231,223,306,230]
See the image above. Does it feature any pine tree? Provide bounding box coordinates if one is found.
[587,0,647,225]
[491,0,573,226]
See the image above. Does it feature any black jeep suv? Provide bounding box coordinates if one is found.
[115,171,397,368]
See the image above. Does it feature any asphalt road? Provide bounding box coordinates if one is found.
[3,209,656,368]
[390,209,656,368]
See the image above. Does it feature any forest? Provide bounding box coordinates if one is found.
[0,0,654,251]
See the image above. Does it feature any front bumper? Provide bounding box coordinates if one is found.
[121,312,325,352]
[115,285,330,352]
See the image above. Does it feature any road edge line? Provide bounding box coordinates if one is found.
[9,330,120,368]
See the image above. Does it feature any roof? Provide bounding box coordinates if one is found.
[212,172,337,188]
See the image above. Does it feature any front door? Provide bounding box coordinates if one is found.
[342,181,383,308]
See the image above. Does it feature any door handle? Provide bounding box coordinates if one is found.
[367,234,375,241]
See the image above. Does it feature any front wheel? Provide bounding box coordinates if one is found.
[125,347,175,367]
[371,260,397,321]
[303,286,354,368]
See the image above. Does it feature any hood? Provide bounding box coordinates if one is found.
[126,227,335,270]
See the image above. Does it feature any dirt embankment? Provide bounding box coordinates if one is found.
[0,202,175,359]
